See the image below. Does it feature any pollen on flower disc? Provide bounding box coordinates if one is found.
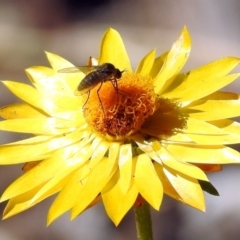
[82,72,157,139]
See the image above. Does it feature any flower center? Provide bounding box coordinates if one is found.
[82,72,157,139]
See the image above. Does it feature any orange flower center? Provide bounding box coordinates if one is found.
[82,72,157,139]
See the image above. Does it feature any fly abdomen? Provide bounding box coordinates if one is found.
[78,71,109,91]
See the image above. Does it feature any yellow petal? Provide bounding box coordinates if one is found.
[163,167,205,211]
[0,103,47,119]
[48,95,83,112]
[3,184,45,219]
[165,133,194,144]
[163,57,240,101]
[0,118,73,135]
[52,160,100,219]
[0,144,83,201]
[50,109,85,124]
[107,142,121,175]
[0,131,90,164]
[135,49,155,76]
[175,74,239,102]
[0,137,52,164]
[187,91,237,110]
[2,81,45,111]
[184,118,240,144]
[186,133,240,145]
[45,51,75,71]
[47,164,88,225]
[209,119,240,136]
[159,148,208,181]
[26,67,84,110]
[142,140,209,181]
[99,28,132,71]
[71,157,114,219]
[89,141,110,168]
[3,177,65,219]
[133,135,162,162]
[83,194,102,211]
[186,132,240,145]
[189,99,240,121]
[154,26,191,94]
[185,118,230,135]
[26,66,67,91]
[134,154,163,210]
[149,52,168,79]
[29,145,93,205]
[167,144,240,164]
[117,144,132,194]
[193,91,238,102]
[26,66,83,101]
[102,169,138,226]
[154,162,180,200]
[2,81,66,115]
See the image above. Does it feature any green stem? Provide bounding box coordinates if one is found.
[134,202,153,240]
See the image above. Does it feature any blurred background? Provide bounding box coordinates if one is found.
[1,0,240,239]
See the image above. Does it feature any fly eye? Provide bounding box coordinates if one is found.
[116,70,122,78]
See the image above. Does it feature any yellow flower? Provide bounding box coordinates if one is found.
[1,27,240,226]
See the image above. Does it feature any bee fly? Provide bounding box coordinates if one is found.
[59,63,124,116]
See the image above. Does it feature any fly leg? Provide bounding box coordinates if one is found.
[110,77,126,94]
[110,78,119,93]
[110,78,126,105]
[96,81,106,117]
[82,90,90,108]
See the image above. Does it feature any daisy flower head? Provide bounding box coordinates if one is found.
[1,26,240,227]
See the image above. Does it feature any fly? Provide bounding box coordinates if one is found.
[59,63,124,116]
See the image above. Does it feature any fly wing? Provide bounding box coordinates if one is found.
[58,66,98,74]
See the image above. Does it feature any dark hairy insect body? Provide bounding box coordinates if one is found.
[78,63,122,93]
[59,63,124,116]
[79,63,123,116]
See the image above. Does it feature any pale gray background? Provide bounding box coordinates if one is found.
[1,0,240,239]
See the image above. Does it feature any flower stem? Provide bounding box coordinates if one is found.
[134,202,153,240]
